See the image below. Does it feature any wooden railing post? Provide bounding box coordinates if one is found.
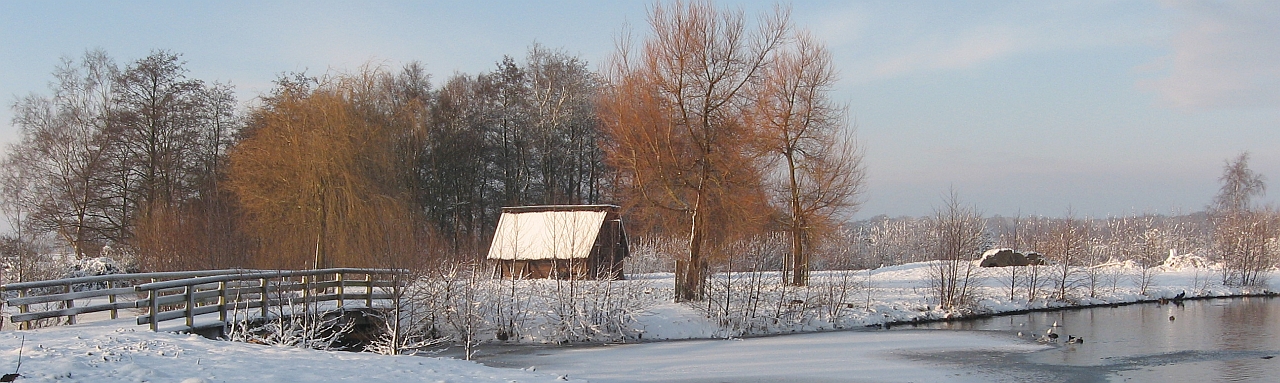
[64,282,75,325]
[336,272,345,309]
[365,274,374,308]
[108,280,118,320]
[185,285,195,329]
[17,288,29,330]
[218,281,228,323]
[259,278,269,319]
[149,278,158,331]
[149,287,159,331]
[302,275,311,304]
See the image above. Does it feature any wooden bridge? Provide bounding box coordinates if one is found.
[0,268,408,335]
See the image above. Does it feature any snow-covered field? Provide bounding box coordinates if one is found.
[0,260,1274,382]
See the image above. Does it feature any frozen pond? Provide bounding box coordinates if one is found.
[476,330,1046,382]
[474,297,1279,382]
[909,296,1280,382]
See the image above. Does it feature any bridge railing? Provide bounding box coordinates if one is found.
[1,268,409,332]
[1,269,248,328]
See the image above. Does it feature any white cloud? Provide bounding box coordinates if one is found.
[1148,1,1280,109]
[808,4,870,50]
[808,2,1163,85]
[868,28,1021,80]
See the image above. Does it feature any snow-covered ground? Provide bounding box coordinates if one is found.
[0,260,1274,382]
[0,321,585,383]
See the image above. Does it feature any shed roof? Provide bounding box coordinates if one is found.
[486,206,615,260]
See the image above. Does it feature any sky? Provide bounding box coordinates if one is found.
[2,0,1278,219]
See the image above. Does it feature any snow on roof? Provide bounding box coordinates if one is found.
[487,208,609,260]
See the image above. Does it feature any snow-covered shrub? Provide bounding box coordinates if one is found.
[700,267,870,337]
[352,259,660,359]
[1162,251,1212,270]
[58,256,126,292]
[362,273,453,356]
[626,236,682,274]
[225,279,355,350]
[61,256,124,278]
[98,244,139,273]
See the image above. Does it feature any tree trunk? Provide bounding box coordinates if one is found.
[788,151,806,286]
[676,206,705,302]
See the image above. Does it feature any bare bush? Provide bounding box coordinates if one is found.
[1044,213,1087,301]
[926,193,985,311]
[625,236,682,275]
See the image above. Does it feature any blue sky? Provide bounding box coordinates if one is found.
[2,1,1278,219]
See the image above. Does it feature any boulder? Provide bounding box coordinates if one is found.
[979,248,1044,267]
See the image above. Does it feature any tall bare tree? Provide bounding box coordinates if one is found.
[525,44,607,205]
[601,0,788,301]
[5,50,119,258]
[109,51,245,270]
[1210,152,1272,286]
[753,31,865,286]
[110,51,210,214]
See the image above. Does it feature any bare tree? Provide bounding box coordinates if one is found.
[601,0,788,301]
[989,215,1027,300]
[754,31,865,286]
[524,44,606,205]
[5,50,119,258]
[110,51,209,212]
[1082,218,1111,298]
[1019,217,1051,301]
[1116,214,1178,295]
[1045,212,1087,301]
[1210,152,1272,286]
[0,158,50,283]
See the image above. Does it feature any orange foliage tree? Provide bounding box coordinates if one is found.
[601,1,788,301]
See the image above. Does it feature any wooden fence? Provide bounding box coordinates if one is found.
[1,268,408,332]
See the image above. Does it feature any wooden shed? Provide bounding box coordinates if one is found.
[486,205,629,279]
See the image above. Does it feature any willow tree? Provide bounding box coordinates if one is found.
[601,1,787,302]
[227,71,417,269]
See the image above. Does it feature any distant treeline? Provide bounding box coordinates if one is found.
[1,45,610,271]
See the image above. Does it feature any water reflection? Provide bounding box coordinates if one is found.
[908,297,1279,382]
